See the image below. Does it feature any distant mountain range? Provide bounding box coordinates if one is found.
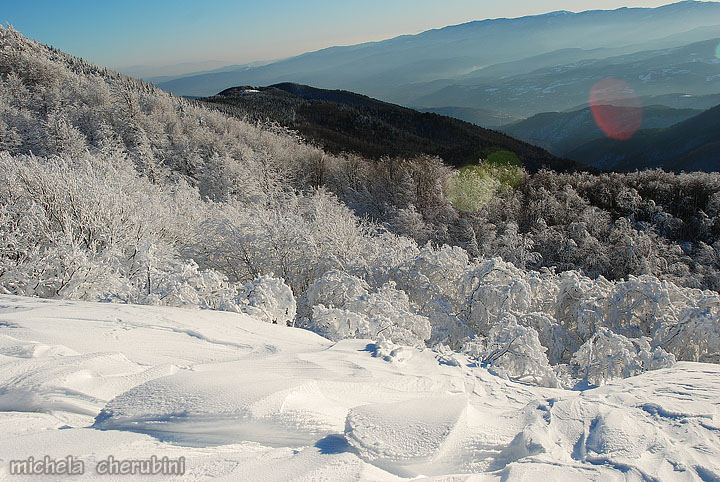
[158,1,720,120]
[415,37,720,117]
[143,60,279,85]
[204,83,584,172]
[157,1,720,173]
[119,60,232,82]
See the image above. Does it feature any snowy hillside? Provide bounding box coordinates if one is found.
[0,295,718,481]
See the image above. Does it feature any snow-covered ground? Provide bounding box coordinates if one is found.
[0,295,718,481]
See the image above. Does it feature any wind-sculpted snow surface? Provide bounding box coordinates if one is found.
[345,395,473,477]
[0,295,718,481]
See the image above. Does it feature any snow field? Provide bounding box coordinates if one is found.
[0,295,718,481]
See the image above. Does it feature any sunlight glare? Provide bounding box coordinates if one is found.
[589,78,643,141]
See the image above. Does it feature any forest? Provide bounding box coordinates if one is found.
[1,25,719,387]
[204,83,572,170]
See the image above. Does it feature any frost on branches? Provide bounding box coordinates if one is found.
[223,275,296,326]
[463,314,559,387]
[571,328,675,386]
[301,271,431,347]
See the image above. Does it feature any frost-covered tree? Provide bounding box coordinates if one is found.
[571,328,675,386]
[302,272,431,347]
[223,275,296,326]
[463,314,559,387]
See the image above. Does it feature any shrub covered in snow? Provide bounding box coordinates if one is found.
[225,275,296,326]
[464,314,559,387]
[571,328,675,386]
[298,270,370,320]
[302,273,431,347]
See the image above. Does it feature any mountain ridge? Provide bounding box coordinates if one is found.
[206,82,583,172]
[157,0,720,107]
[500,104,703,157]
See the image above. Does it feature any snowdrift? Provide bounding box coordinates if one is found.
[0,295,718,481]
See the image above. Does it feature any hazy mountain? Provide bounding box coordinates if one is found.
[564,92,720,112]
[204,83,582,172]
[566,103,720,172]
[415,37,720,117]
[157,1,720,108]
[501,105,701,156]
[453,24,720,82]
[144,60,279,84]
[118,60,231,81]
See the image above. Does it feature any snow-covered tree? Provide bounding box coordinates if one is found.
[303,275,431,347]
[224,275,296,326]
[464,314,559,387]
[571,327,675,386]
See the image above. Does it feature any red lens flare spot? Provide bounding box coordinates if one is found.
[589,78,643,140]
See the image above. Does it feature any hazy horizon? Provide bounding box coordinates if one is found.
[2,0,699,78]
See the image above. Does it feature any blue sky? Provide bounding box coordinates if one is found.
[3,0,677,73]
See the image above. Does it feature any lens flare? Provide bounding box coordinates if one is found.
[589,78,643,140]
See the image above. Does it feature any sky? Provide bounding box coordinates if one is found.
[2,0,680,76]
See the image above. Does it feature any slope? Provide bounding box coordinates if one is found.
[501,105,702,156]
[567,103,720,172]
[416,106,521,128]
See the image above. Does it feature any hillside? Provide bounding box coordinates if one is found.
[204,83,577,171]
[567,103,720,171]
[501,105,701,157]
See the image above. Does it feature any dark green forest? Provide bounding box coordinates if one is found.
[203,83,585,172]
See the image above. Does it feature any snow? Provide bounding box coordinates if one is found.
[1,295,719,481]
